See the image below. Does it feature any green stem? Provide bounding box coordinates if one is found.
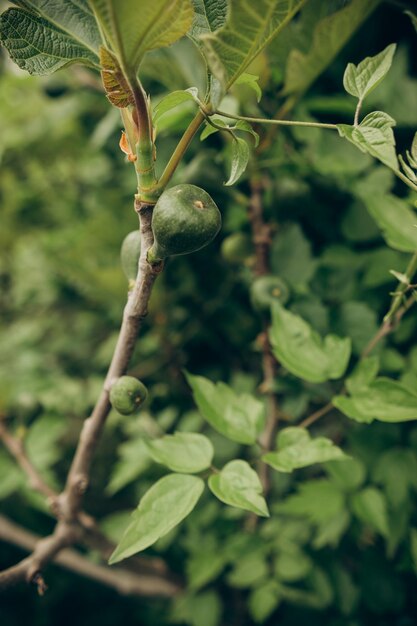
[384,251,417,322]
[214,109,339,131]
[155,110,206,193]
[128,75,157,199]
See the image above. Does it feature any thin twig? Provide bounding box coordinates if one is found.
[299,402,334,429]
[0,515,180,597]
[0,420,56,503]
[214,109,339,131]
[247,179,279,494]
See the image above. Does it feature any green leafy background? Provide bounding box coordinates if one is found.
[1,1,417,625]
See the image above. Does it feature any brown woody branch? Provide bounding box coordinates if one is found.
[0,515,180,597]
[248,179,279,494]
[0,200,163,590]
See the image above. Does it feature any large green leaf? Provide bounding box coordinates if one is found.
[109,474,204,564]
[337,111,399,171]
[208,460,269,517]
[188,0,227,41]
[185,372,265,444]
[333,377,417,423]
[262,427,347,473]
[13,0,101,51]
[270,303,351,383]
[0,7,99,74]
[358,192,417,252]
[343,44,396,102]
[283,0,380,96]
[144,432,214,473]
[90,0,194,74]
[200,0,305,89]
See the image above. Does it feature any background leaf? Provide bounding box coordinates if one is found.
[262,427,347,473]
[145,432,213,473]
[357,193,417,252]
[186,372,265,444]
[282,0,380,96]
[208,460,269,517]
[270,303,351,383]
[334,378,417,423]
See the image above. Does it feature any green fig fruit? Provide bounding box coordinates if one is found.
[250,276,290,312]
[120,230,141,287]
[147,184,221,262]
[221,232,253,264]
[110,376,148,415]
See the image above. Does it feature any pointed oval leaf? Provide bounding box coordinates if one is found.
[185,372,265,444]
[153,88,199,126]
[90,0,194,74]
[270,303,351,383]
[334,377,417,424]
[0,8,99,75]
[109,474,204,564]
[358,192,417,252]
[225,136,250,186]
[262,427,347,473]
[208,460,269,517]
[338,111,398,172]
[343,44,396,101]
[145,432,214,473]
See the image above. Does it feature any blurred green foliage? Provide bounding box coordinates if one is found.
[1,2,417,625]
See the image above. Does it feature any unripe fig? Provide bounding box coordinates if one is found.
[110,376,148,415]
[120,230,141,287]
[250,275,290,312]
[221,232,253,264]
[147,184,221,262]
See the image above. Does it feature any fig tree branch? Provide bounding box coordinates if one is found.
[0,515,180,597]
[61,201,162,520]
[0,200,163,589]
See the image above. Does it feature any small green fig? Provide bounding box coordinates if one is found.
[120,230,141,287]
[110,376,148,415]
[221,232,253,264]
[250,275,290,312]
[147,184,221,262]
